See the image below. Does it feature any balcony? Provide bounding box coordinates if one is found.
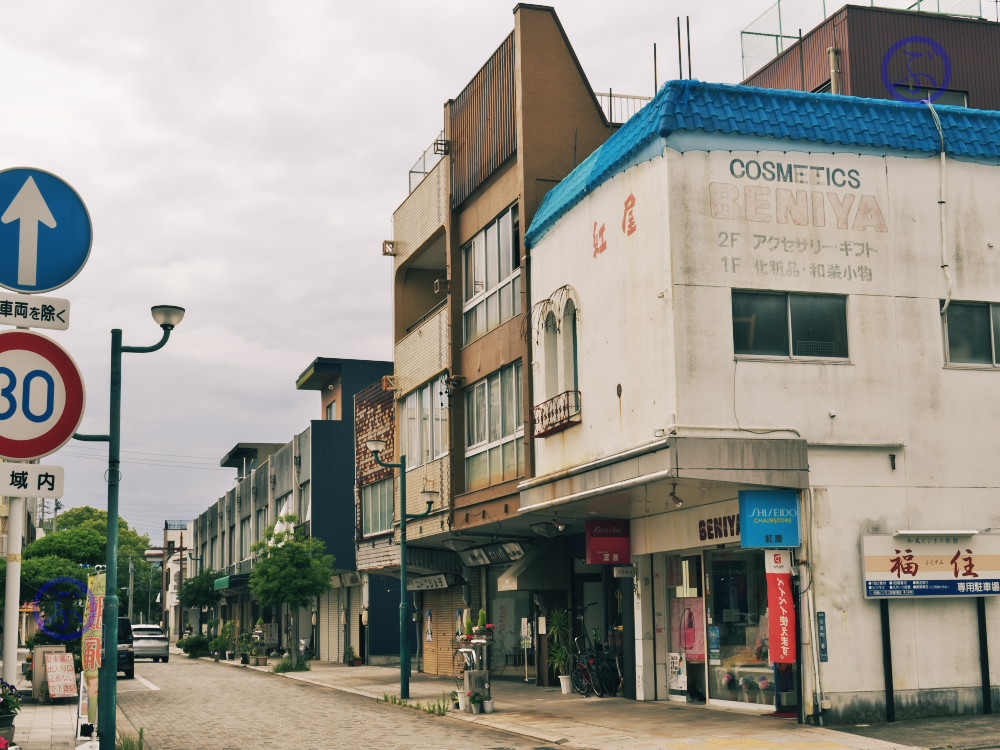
[532,391,582,438]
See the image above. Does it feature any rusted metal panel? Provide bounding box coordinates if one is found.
[450,33,516,209]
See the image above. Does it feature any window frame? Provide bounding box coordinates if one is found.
[400,374,449,469]
[462,203,521,345]
[943,300,1000,367]
[464,360,524,491]
[732,289,850,361]
[361,476,394,537]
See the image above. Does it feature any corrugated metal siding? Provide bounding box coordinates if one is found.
[847,7,1000,109]
[450,33,516,209]
[742,11,844,92]
[349,585,362,656]
[318,588,343,662]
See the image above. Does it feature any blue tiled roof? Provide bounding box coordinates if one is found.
[526,79,1000,247]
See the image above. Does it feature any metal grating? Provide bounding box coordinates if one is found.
[450,33,517,208]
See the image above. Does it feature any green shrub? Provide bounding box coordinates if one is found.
[272,655,310,673]
[178,634,210,657]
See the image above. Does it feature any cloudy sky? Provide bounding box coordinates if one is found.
[1,0,786,541]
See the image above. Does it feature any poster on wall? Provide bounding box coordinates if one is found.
[424,610,433,642]
[669,597,705,661]
[765,550,797,663]
[707,625,721,665]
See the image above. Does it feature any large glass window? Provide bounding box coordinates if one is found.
[732,290,848,359]
[465,361,523,491]
[944,301,1000,365]
[361,477,394,536]
[463,204,521,345]
[401,374,449,468]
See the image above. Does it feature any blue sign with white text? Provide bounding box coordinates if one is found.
[739,490,801,548]
[0,168,91,293]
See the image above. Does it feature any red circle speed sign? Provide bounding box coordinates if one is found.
[0,330,85,460]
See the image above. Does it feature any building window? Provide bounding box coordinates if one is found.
[325,401,336,420]
[240,518,250,560]
[361,477,394,536]
[401,374,449,468]
[892,86,967,107]
[255,508,266,542]
[944,301,1000,365]
[462,203,521,345]
[732,290,848,359]
[465,360,524,491]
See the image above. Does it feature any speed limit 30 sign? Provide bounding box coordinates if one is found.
[0,329,85,461]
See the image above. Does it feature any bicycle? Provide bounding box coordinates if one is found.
[570,636,605,696]
[452,643,479,688]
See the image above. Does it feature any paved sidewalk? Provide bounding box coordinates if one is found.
[203,651,921,750]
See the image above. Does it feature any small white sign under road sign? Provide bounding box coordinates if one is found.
[0,462,63,498]
[0,291,69,330]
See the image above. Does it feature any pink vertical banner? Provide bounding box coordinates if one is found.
[765,550,797,664]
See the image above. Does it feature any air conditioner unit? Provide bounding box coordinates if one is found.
[382,240,396,256]
[433,279,450,294]
[381,375,397,391]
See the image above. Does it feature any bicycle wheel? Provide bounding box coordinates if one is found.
[597,662,617,696]
[452,649,467,688]
[570,665,592,695]
[588,663,605,697]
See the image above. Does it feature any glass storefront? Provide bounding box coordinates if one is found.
[704,549,798,708]
[665,555,706,701]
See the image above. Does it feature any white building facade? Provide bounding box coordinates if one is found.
[523,80,1000,723]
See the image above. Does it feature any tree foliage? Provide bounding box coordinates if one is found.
[250,516,335,611]
[178,567,223,610]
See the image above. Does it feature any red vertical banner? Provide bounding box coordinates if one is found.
[765,550,797,664]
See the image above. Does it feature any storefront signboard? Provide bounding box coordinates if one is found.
[407,574,449,591]
[632,499,741,555]
[586,520,631,564]
[862,533,1000,598]
[739,490,801,548]
[764,550,797,663]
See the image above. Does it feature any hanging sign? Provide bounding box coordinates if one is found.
[586,519,631,564]
[739,490,801,548]
[765,550,797,663]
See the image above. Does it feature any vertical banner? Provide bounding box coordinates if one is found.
[82,572,105,725]
[765,550,797,663]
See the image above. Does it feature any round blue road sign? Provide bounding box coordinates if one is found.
[0,168,92,293]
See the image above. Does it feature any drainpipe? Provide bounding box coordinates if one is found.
[827,48,841,94]
[924,100,952,315]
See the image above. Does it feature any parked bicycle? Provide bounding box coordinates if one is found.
[453,645,479,688]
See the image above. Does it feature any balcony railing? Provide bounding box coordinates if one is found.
[408,131,446,194]
[532,391,582,438]
[596,92,653,126]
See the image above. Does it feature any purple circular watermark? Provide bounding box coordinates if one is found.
[882,36,952,103]
[33,576,91,641]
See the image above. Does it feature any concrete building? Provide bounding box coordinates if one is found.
[160,519,192,641]
[189,357,394,662]
[523,78,1000,723]
[366,3,650,681]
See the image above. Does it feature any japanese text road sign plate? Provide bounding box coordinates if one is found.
[0,168,92,294]
[1,462,63,498]
[0,291,69,331]
[0,330,85,460]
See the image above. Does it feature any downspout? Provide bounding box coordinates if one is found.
[924,100,952,315]
[827,47,840,94]
[802,488,826,725]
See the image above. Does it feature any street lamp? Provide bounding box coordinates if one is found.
[367,439,432,699]
[74,304,184,750]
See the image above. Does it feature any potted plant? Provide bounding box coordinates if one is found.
[253,644,268,668]
[210,636,226,662]
[470,689,484,714]
[740,675,759,703]
[0,678,21,742]
[237,633,253,665]
[546,607,574,694]
[345,646,359,666]
[481,682,494,713]
[220,621,237,659]
[449,690,460,710]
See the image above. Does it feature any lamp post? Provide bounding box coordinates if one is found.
[366,439,432,699]
[74,304,184,750]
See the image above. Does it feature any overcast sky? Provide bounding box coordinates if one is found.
[1,0,781,541]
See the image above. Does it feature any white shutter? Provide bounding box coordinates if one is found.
[349,585,362,655]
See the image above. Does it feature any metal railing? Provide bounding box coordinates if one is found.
[596,92,653,126]
[741,0,990,78]
[408,131,445,193]
[532,391,582,438]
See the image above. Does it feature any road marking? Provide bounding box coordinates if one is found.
[135,675,159,691]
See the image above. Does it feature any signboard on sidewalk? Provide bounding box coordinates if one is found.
[765,550,797,663]
[862,533,1000,598]
[44,652,77,698]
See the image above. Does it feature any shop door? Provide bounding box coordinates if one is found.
[704,549,799,710]
[665,555,706,702]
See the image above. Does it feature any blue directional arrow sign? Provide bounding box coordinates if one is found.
[0,168,92,294]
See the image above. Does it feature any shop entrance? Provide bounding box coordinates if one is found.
[665,554,706,702]
[704,549,799,710]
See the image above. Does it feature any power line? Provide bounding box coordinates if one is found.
[58,451,230,471]
[61,446,220,462]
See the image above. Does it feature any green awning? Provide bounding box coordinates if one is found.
[213,576,230,591]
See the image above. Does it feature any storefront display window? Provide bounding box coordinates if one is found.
[705,549,788,706]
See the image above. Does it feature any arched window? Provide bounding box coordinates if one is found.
[561,299,578,392]
[544,312,559,398]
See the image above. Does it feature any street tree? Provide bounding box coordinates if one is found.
[249,515,335,662]
[178,567,223,610]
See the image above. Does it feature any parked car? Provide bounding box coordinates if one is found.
[108,617,134,679]
[132,624,170,662]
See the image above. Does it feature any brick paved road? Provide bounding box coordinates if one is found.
[116,658,555,750]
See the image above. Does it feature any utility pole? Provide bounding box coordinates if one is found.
[127,557,135,621]
[52,499,61,533]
